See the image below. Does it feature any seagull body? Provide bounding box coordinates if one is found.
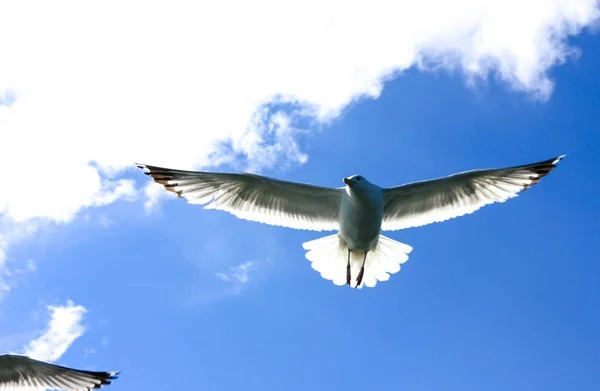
[339,175,383,251]
[0,354,119,390]
[138,155,565,288]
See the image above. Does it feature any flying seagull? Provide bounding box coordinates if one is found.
[0,354,119,390]
[137,154,565,289]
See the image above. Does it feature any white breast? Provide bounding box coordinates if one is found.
[339,186,383,251]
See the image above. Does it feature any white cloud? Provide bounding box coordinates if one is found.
[23,300,87,362]
[12,259,37,275]
[143,181,177,213]
[183,261,257,305]
[215,261,255,285]
[0,220,39,271]
[97,213,115,229]
[0,281,9,301]
[0,0,597,235]
[0,221,37,301]
[101,337,110,347]
[83,348,96,359]
[0,259,36,302]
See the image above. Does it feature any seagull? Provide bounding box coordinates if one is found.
[137,154,565,289]
[0,354,119,390]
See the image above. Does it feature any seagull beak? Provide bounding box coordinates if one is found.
[343,177,352,186]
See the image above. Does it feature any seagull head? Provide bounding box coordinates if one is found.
[343,175,370,188]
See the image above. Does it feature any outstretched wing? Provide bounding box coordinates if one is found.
[381,155,565,231]
[137,164,342,231]
[0,354,119,390]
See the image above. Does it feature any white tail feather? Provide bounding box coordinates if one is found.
[302,234,413,288]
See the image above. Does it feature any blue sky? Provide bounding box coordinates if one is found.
[1,2,600,391]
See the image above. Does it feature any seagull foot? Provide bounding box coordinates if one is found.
[354,251,368,288]
[346,250,352,286]
[355,266,365,288]
[346,262,351,286]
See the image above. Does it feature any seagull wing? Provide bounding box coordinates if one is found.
[0,354,119,390]
[381,155,565,231]
[138,164,342,231]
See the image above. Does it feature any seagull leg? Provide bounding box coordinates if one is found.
[346,249,351,286]
[355,251,368,288]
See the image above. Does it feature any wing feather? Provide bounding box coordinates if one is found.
[381,155,565,231]
[0,354,119,390]
[137,164,342,231]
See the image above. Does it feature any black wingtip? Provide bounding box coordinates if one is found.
[98,371,120,388]
[109,370,121,379]
[552,154,566,164]
[69,369,121,389]
[134,163,156,177]
[519,154,565,191]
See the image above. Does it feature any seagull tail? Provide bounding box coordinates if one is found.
[302,234,413,289]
